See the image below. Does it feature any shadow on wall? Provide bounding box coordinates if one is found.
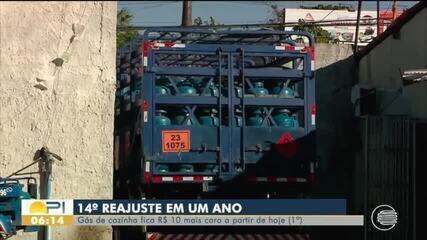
[311,56,363,240]
[314,56,359,197]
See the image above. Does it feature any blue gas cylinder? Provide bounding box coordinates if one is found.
[199,108,219,126]
[247,109,264,126]
[201,80,219,97]
[179,164,194,173]
[272,108,299,128]
[249,81,269,96]
[155,85,170,96]
[204,164,219,173]
[157,164,169,173]
[156,77,171,96]
[191,77,204,90]
[155,109,171,126]
[273,81,296,98]
[173,108,198,125]
[178,79,198,96]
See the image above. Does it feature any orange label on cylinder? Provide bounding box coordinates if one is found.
[162,130,190,153]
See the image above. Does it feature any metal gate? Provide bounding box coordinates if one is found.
[358,116,416,240]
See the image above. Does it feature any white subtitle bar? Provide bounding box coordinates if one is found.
[74,215,364,226]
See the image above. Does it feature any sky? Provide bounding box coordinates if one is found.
[118,1,419,26]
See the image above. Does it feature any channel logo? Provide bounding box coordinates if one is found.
[22,200,73,216]
[371,204,398,231]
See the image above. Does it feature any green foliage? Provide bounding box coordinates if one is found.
[267,4,283,24]
[267,4,333,43]
[292,19,332,43]
[194,17,203,26]
[193,16,222,26]
[117,9,138,48]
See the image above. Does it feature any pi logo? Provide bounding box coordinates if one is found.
[22,200,72,216]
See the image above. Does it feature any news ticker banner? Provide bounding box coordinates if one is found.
[21,199,363,226]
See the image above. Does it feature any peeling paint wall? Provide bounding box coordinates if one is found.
[0,2,116,240]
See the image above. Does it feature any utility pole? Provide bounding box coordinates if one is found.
[281,8,286,31]
[377,0,380,35]
[354,0,362,52]
[182,0,192,27]
[392,0,397,20]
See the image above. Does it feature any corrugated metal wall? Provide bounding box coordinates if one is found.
[357,116,415,240]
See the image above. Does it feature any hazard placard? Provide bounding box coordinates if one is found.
[162,130,190,153]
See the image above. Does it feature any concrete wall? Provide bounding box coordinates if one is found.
[0,2,116,240]
[358,7,427,118]
[315,43,354,69]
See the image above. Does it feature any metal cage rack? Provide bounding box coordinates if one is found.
[115,29,316,190]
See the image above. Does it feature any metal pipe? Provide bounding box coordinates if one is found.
[4,161,39,179]
[45,162,52,240]
[38,158,52,240]
[227,53,234,173]
[37,147,62,240]
[240,48,246,170]
[217,48,223,178]
[354,0,363,52]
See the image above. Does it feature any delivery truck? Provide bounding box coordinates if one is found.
[116,28,317,197]
[115,28,317,239]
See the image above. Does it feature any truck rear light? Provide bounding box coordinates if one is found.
[311,104,316,126]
